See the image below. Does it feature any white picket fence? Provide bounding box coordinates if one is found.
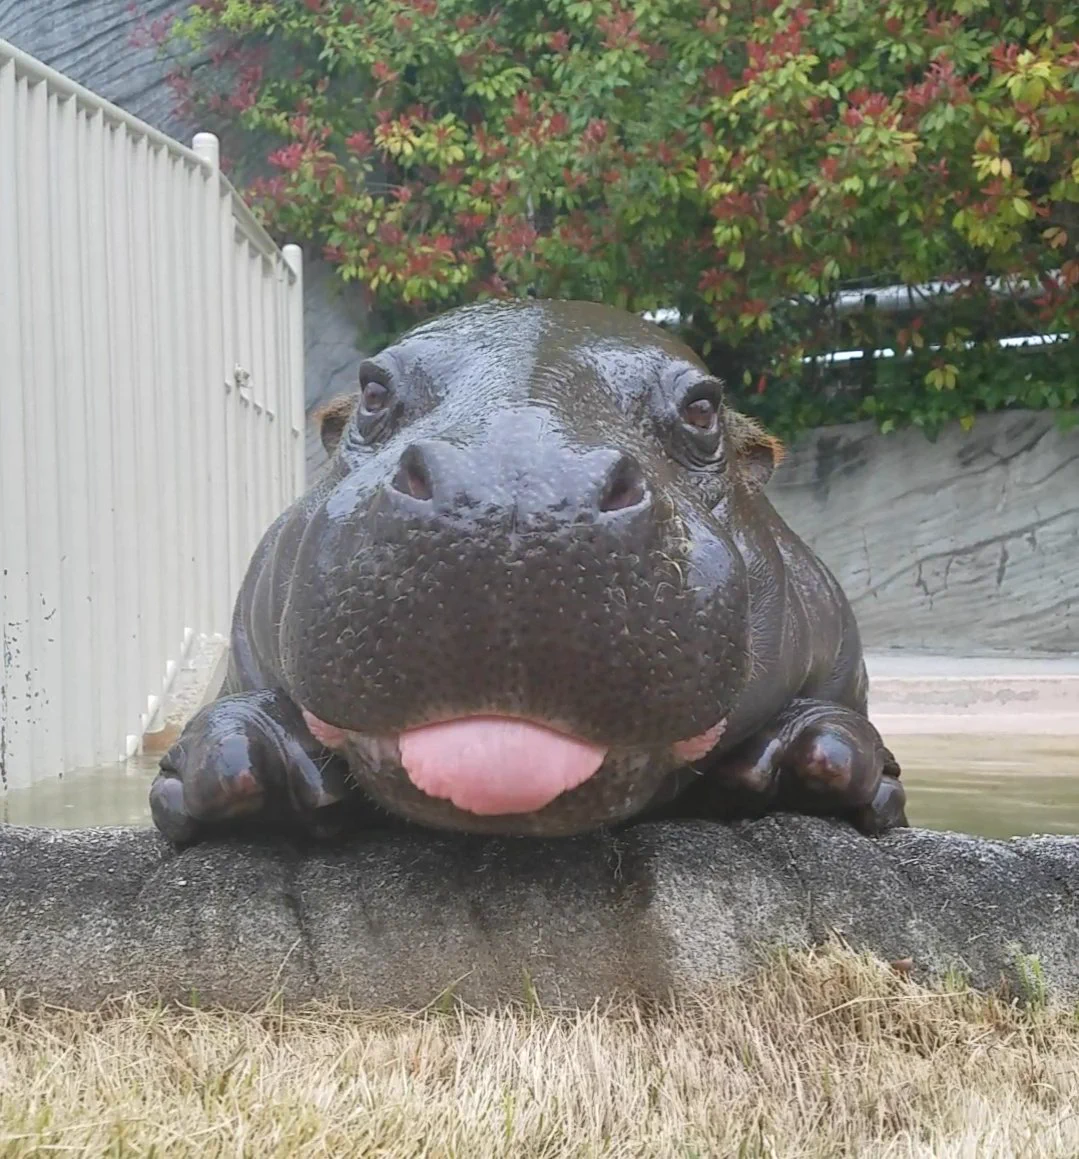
[0,39,307,790]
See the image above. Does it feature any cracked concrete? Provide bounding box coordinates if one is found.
[2,820,1077,1009]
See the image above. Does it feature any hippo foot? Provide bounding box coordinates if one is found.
[150,690,358,846]
[702,698,907,835]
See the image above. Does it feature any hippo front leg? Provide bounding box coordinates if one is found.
[149,689,356,845]
[703,699,908,835]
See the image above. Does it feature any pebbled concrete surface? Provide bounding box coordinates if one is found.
[2,819,1077,1009]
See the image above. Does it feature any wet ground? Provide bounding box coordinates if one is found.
[3,734,1077,839]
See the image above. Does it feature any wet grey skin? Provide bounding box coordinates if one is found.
[151,300,907,845]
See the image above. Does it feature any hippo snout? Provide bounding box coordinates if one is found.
[272,300,759,835]
[595,453,649,513]
[380,437,651,527]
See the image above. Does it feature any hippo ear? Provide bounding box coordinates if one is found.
[313,394,358,456]
[728,410,785,494]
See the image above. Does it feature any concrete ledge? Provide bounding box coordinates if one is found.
[865,653,1079,734]
[865,654,1079,677]
[2,819,1077,1009]
[871,675,1079,711]
[872,712,1079,735]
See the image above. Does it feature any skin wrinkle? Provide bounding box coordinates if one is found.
[151,300,906,844]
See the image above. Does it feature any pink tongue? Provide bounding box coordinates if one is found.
[398,717,608,816]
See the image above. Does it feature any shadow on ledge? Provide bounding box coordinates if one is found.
[1,817,1077,1009]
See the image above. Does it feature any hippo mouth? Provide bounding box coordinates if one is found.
[302,708,726,817]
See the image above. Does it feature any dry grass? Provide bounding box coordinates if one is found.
[1,947,1077,1158]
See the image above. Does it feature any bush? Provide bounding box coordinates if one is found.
[161,0,1079,436]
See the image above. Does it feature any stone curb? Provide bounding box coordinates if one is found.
[2,818,1077,1010]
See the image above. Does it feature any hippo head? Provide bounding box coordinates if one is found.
[272,300,784,835]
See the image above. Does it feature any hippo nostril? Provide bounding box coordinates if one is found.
[597,455,647,513]
[391,446,434,502]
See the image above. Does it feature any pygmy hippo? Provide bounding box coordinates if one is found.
[151,300,906,844]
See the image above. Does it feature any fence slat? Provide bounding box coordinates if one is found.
[23,76,66,779]
[148,144,179,716]
[129,135,163,732]
[234,237,255,590]
[193,137,232,632]
[107,120,144,758]
[80,108,122,765]
[54,93,95,771]
[0,60,33,790]
[0,40,305,787]
[283,245,306,499]
[251,253,270,545]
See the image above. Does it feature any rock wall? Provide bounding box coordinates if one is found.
[2,0,369,457]
[0,0,194,140]
[769,410,1078,655]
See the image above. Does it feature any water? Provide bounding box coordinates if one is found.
[3,735,1077,839]
[895,734,1079,838]
[2,754,162,829]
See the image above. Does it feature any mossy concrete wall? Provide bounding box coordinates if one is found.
[770,411,1077,655]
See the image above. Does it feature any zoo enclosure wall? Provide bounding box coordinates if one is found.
[0,38,306,790]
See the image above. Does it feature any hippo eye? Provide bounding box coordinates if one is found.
[360,379,391,415]
[681,396,718,432]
